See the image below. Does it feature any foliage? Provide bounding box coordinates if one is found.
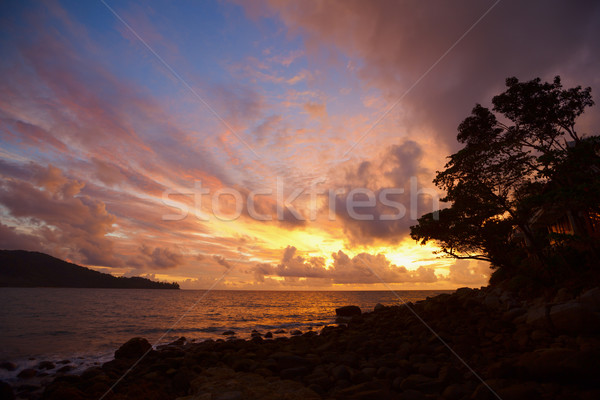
[411,76,599,283]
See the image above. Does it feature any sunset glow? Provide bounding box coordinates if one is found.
[1,0,599,290]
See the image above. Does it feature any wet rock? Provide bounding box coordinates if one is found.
[0,362,17,371]
[274,329,286,334]
[17,368,37,379]
[222,330,235,336]
[336,305,362,317]
[0,381,14,400]
[37,360,55,370]
[169,336,186,346]
[290,329,303,336]
[114,337,152,359]
[57,365,74,373]
[374,303,386,312]
[264,332,273,338]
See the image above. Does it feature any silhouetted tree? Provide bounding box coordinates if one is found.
[411,76,597,276]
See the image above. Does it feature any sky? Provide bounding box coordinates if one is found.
[1,0,599,290]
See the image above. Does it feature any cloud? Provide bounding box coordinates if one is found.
[130,244,183,270]
[251,245,437,284]
[303,102,327,119]
[213,255,234,270]
[0,222,44,252]
[248,0,600,149]
[447,259,492,285]
[331,139,439,245]
[0,164,118,266]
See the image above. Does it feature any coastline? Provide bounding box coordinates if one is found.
[3,285,600,399]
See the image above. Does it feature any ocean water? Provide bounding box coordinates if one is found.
[0,288,451,381]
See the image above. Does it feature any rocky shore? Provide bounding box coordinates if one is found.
[3,285,600,400]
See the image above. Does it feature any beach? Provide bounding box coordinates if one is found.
[4,285,600,399]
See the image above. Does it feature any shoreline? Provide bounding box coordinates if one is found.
[3,285,600,399]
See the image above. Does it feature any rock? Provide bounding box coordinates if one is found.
[554,288,572,303]
[169,336,186,346]
[399,374,432,391]
[517,348,599,382]
[455,287,473,296]
[579,287,600,310]
[416,362,438,377]
[398,389,427,400]
[549,301,600,333]
[442,383,469,400]
[37,361,55,370]
[280,366,311,379]
[336,305,361,317]
[222,330,235,336]
[332,365,352,381]
[290,329,303,336]
[114,337,152,359]
[264,332,273,338]
[525,305,549,328]
[214,391,243,400]
[438,365,461,384]
[0,381,14,400]
[274,329,286,334]
[0,362,17,371]
[374,303,386,312]
[471,383,499,400]
[483,294,501,309]
[17,368,37,379]
[273,354,312,370]
[496,382,540,399]
[57,365,74,373]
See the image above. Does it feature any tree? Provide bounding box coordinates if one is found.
[411,76,596,272]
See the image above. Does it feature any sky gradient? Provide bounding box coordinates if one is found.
[1,0,599,289]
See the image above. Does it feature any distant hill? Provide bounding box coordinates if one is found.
[0,250,179,289]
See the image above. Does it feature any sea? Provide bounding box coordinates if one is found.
[0,288,451,382]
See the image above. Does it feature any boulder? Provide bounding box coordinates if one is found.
[335,305,362,317]
[525,305,549,328]
[374,303,386,312]
[0,381,14,400]
[114,337,152,359]
[37,361,55,370]
[222,330,235,336]
[549,301,600,333]
[578,287,600,310]
[0,362,17,371]
[17,368,37,379]
[168,336,186,346]
[516,347,599,382]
